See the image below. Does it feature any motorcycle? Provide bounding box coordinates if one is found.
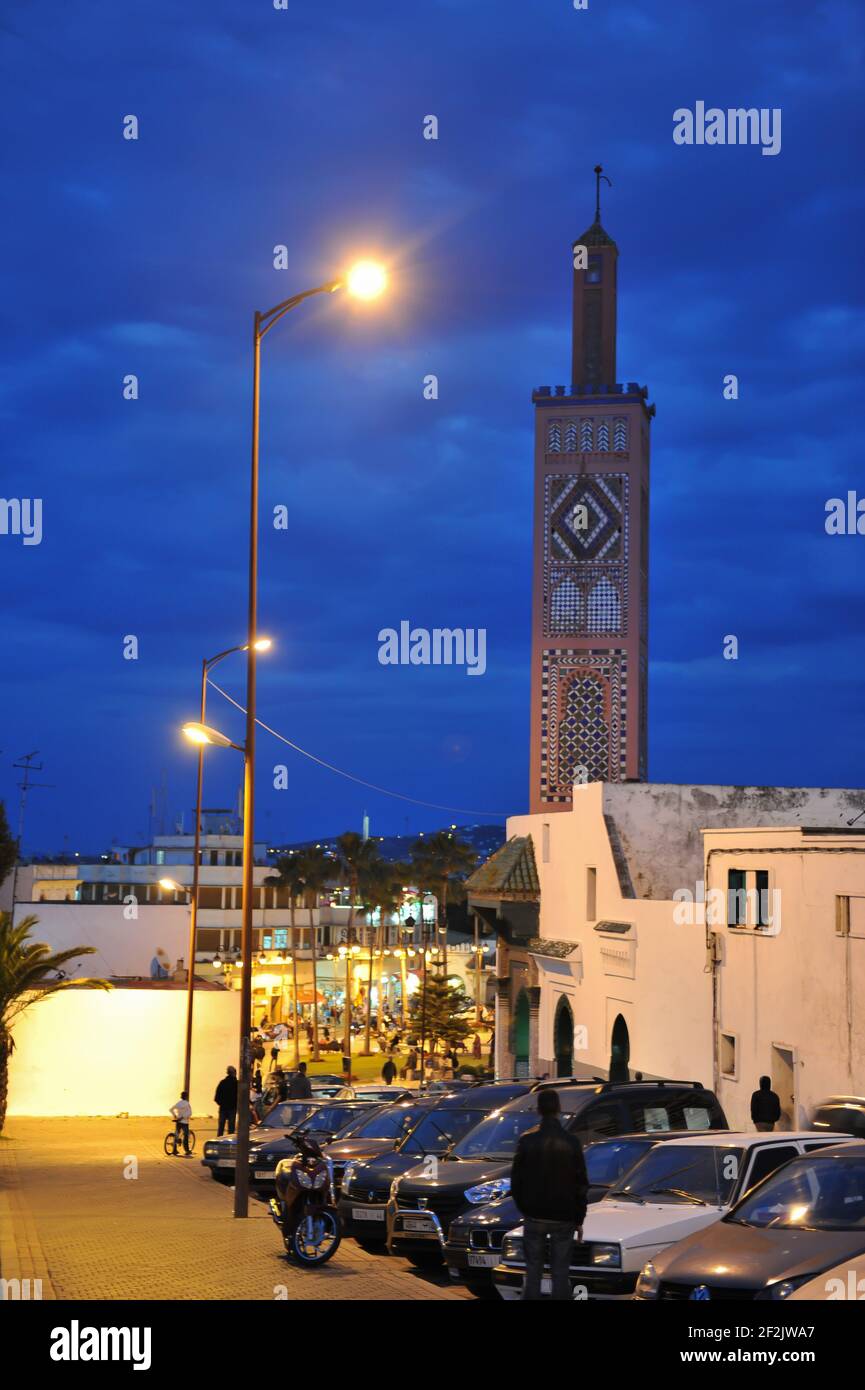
[269,1130,342,1266]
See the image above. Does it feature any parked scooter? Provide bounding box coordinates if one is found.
[269,1129,342,1266]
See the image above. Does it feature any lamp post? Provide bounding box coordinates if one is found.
[173,639,271,1104]
[226,260,387,1219]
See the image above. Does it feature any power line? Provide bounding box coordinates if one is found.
[206,679,508,820]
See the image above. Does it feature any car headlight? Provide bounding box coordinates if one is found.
[342,1163,357,1192]
[635,1261,660,1300]
[465,1178,511,1205]
[587,1242,621,1269]
[389,1178,401,1200]
[203,1144,217,1156]
[755,1276,810,1301]
[501,1235,524,1265]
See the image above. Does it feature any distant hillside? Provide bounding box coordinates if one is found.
[267,822,506,867]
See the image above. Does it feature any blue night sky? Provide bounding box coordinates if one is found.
[2,0,864,854]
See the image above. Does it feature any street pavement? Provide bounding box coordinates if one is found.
[0,1118,471,1302]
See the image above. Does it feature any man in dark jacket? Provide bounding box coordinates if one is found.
[287,1061,313,1099]
[511,1088,588,1300]
[751,1075,782,1132]
[214,1066,238,1136]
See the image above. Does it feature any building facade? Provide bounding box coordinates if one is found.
[529,189,653,814]
[469,783,865,1126]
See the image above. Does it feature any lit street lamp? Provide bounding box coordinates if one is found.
[232,260,387,1219]
[173,640,271,1105]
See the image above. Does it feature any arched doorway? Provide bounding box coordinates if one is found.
[554,996,574,1077]
[513,989,530,1078]
[609,1012,630,1083]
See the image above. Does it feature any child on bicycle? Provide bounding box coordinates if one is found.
[169,1091,193,1155]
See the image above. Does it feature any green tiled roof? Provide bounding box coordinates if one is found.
[574,219,617,250]
[466,835,539,899]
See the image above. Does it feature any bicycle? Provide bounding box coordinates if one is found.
[164,1122,196,1156]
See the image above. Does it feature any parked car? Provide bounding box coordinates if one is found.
[323,1099,441,1194]
[200,1100,321,1181]
[811,1096,865,1139]
[249,1100,382,1192]
[785,1253,865,1301]
[445,1132,712,1293]
[391,1078,728,1270]
[634,1141,865,1301]
[338,1083,533,1247]
[494,1131,848,1300]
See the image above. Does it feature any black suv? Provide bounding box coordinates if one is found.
[337,1083,533,1246]
[322,1098,442,1196]
[388,1079,728,1267]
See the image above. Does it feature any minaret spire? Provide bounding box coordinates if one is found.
[594,163,611,224]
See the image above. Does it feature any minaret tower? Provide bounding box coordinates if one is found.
[529,168,653,813]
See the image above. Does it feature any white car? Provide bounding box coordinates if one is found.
[493,1131,851,1300]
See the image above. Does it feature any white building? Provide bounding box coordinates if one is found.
[468,783,865,1128]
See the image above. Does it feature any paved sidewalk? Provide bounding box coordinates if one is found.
[0,1118,470,1302]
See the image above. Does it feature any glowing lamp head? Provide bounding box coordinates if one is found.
[345,260,387,300]
[159,878,182,892]
[181,721,235,749]
[252,637,272,652]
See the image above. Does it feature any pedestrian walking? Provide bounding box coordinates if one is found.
[214,1065,238,1136]
[751,1075,782,1132]
[405,1047,418,1079]
[381,1057,397,1086]
[472,1033,482,1059]
[169,1091,193,1155]
[287,1061,313,1099]
[511,1089,588,1300]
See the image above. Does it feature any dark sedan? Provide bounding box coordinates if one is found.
[323,1099,440,1195]
[444,1132,703,1292]
[338,1083,533,1246]
[248,1100,382,1191]
[200,1100,321,1181]
[636,1142,865,1301]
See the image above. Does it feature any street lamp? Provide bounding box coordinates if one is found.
[229,261,387,1218]
[175,634,272,1105]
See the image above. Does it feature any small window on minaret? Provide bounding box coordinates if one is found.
[586,255,602,284]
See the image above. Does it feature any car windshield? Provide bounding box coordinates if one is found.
[261,1103,317,1130]
[303,1104,369,1134]
[400,1109,488,1156]
[341,1106,424,1140]
[585,1139,653,1187]
[613,1145,744,1205]
[451,1110,539,1160]
[729,1156,865,1231]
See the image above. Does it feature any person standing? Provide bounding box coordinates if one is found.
[169,1091,193,1155]
[287,1061,313,1099]
[511,1089,588,1301]
[381,1057,397,1086]
[214,1065,238,1137]
[751,1075,782,1132]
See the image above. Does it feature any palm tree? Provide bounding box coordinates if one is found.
[290,847,332,1061]
[0,913,110,1132]
[411,831,476,978]
[335,833,382,1057]
[358,860,407,1056]
[265,855,308,1067]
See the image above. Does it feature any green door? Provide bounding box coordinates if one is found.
[555,997,574,1077]
[513,990,530,1078]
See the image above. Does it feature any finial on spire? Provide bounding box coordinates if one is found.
[594,164,612,223]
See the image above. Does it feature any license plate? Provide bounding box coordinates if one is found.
[253,1169,273,1179]
[216,1159,235,1168]
[404,1217,434,1233]
[541,1276,552,1295]
[468,1252,496,1268]
[353,1207,385,1221]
